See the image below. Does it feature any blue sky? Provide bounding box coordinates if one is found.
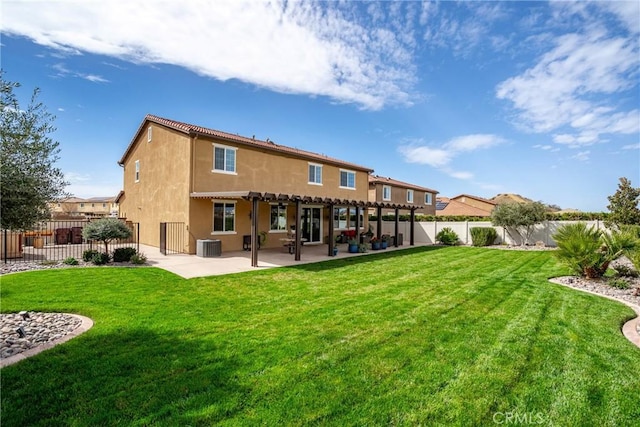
[2,0,638,212]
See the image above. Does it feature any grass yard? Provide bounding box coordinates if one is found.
[1,247,639,426]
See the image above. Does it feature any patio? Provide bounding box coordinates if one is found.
[142,241,429,278]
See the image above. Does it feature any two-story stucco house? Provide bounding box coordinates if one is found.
[117,114,376,262]
[368,175,438,216]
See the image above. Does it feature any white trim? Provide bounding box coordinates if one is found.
[211,231,237,236]
[134,160,140,183]
[425,193,433,205]
[308,163,323,185]
[213,143,237,173]
[407,189,414,203]
[339,169,356,190]
[147,126,152,143]
[382,185,391,201]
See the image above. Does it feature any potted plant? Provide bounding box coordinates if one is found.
[348,239,359,253]
[381,235,389,249]
[360,224,374,244]
[371,236,381,250]
[333,246,339,256]
[358,243,368,253]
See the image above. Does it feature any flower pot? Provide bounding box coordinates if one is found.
[333,247,339,256]
[372,241,381,250]
[381,241,388,249]
[348,244,359,253]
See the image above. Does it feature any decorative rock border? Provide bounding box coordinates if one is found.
[0,313,93,368]
[549,277,640,349]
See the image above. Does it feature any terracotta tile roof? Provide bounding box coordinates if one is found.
[435,198,493,217]
[119,114,374,173]
[368,175,438,194]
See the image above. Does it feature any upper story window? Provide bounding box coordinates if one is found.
[340,169,356,189]
[213,201,236,233]
[91,203,95,207]
[135,160,140,182]
[425,193,433,205]
[382,185,391,201]
[80,203,85,208]
[213,144,237,174]
[308,163,323,185]
[407,189,414,203]
[147,126,152,143]
[270,204,287,231]
[102,203,107,208]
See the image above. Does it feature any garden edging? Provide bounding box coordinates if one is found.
[0,314,94,368]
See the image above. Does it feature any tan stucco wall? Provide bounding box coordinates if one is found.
[192,136,369,200]
[119,123,192,248]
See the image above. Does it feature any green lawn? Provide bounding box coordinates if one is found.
[1,247,639,426]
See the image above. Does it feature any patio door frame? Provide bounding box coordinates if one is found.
[300,205,323,244]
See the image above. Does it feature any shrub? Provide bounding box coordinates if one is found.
[607,278,630,289]
[553,223,628,279]
[470,227,498,247]
[436,227,459,246]
[63,257,79,265]
[91,252,110,265]
[113,247,137,262]
[130,253,147,265]
[82,249,99,262]
[82,218,133,254]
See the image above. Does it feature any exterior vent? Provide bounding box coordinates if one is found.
[196,239,221,257]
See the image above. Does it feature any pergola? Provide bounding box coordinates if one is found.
[240,192,421,267]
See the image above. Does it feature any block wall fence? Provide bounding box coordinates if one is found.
[379,220,606,247]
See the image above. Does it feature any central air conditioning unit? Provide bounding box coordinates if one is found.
[196,239,221,257]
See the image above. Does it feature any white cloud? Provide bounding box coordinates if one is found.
[398,134,505,180]
[2,1,418,110]
[52,62,109,83]
[496,14,639,146]
[398,146,452,168]
[445,134,505,152]
[571,150,590,162]
[65,172,92,183]
[622,143,640,150]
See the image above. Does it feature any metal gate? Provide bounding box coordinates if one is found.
[160,222,186,255]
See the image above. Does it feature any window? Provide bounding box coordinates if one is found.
[349,208,365,229]
[147,126,152,142]
[213,202,236,233]
[425,193,433,205]
[308,163,322,185]
[340,170,356,189]
[270,204,287,231]
[407,189,414,203]
[382,185,391,201]
[91,203,95,207]
[213,144,236,173]
[334,207,348,229]
[80,203,85,208]
[135,160,140,182]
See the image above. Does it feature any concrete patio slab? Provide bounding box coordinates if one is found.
[139,243,426,279]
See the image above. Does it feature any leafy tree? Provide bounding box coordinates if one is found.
[82,218,132,254]
[1,72,68,230]
[491,201,547,245]
[606,177,640,228]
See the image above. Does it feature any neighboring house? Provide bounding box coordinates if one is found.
[368,175,438,216]
[117,114,385,258]
[436,195,496,217]
[50,196,119,218]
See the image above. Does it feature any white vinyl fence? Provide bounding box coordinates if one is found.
[379,220,607,247]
